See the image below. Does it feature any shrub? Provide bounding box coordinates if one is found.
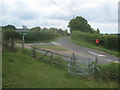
[71,31,119,51]
[25,31,60,42]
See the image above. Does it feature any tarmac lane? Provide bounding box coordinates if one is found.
[16,37,119,64]
[56,37,119,64]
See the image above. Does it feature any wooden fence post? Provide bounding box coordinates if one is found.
[94,57,98,79]
[31,45,33,57]
[72,52,76,66]
[32,44,36,58]
[70,52,76,65]
[51,52,53,63]
[69,52,77,73]
[22,35,24,52]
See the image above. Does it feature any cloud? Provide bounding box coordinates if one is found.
[90,21,118,34]
[1,0,119,33]
[67,1,118,23]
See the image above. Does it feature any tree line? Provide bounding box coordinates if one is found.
[2,25,69,51]
[68,16,119,51]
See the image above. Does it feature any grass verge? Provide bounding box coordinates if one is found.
[71,38,119,57]
[2,48,118,88]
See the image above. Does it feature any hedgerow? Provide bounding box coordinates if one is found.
[71,31,119,51]
[25,31,60,42]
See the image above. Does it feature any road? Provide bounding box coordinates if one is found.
[17,37,119,64]
[56,37,119,64]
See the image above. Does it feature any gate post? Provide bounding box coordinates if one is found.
[22,35,24,52]
[32,43,36,58]
[69,52,77,73]
[50,52,53,63]
[72,52,76,66]
[94,58,98,79]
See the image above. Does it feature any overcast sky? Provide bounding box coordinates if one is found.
[0,0,119,33]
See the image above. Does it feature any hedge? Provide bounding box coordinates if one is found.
[71,31,119,51]
[25,31,60,42]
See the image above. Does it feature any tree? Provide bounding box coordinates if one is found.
[49,27,57,32]
[42,27,48,31]
[3,25,16,30]
[62,30,69,36]
[30,26,41,31]
[58,29,63,33]
[97,28,100,34]
[68,16,92,33]
[2,25,21,51]
[91,28,100,34]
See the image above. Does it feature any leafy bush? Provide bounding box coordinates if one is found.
[71,31,119,51]
[25,31,60,42]
[100,35,119,51]
[2,27,21,51]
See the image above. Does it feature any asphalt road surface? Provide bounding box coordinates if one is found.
[17,37,119,64]
[56,37,119,64]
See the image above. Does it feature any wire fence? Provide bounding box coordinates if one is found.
[30,45,119,83]
[31,45,95,76]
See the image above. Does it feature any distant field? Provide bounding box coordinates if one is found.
[2,48,118,88]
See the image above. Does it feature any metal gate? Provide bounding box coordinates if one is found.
[68,58,95,76]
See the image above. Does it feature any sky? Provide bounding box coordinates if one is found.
[0,0,119,33]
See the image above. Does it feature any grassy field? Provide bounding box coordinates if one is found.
[2,48,118,88]
[71,38,119,57]
[36,45,67,51]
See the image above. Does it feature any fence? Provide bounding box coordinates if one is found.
[18,44,119,84]
[31,44,96,76]
[19,44,119,82]
[68,60,95,76]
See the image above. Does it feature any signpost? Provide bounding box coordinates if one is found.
[15,25,29,52]
[22,35,24,50]
[21,33,27,52]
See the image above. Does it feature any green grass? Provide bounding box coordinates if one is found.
[36,45,67,51]
[71,38,119,57]
[2,48,118,88]
[97,63,120,82]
